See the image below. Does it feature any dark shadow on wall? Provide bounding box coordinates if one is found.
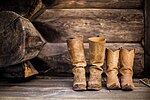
[0,0,34,15]
[0,0,45,20]
[33,22,62,43]
[42,0,60,7]
[30,57,50,74]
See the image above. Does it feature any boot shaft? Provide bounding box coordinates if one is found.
[88,37,106,68]
[106,49,120,75]
[87,37,106,90]
[66,38,87,91]
[106,49,121,89]
[119,48,135,90]
[120,48,135,76]
[66,38,86,67]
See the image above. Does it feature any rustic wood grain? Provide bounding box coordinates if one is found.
[144,0,150,78]
[30,43,144,75]
[44,0,144,9]
[0,79,145,88]
[0,11,46,68]
[0,78,149,100]
[34,9,144,43]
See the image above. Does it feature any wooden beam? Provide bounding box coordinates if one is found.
[44,0,144,9]
[34,9,144,43]
[144,0,150,78]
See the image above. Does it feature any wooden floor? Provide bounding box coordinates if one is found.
[0,77,150,100]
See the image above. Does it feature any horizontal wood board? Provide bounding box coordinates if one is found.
[144,0,150,77]
[34,9,144,43]
[0,78,149,100]
[44,0,144,9]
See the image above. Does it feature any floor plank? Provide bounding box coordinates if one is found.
[0,77,149,100]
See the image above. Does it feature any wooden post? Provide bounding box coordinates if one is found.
[144,0,150,78]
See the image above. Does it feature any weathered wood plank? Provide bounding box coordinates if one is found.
[0,77,144,87]
[0,78,149,99]
[30,43,144,75]
[0,97,149,100]
[0,85,148,92]
[44,0,144,9]
[144,0,150,78]
[0,86,149,99]
[0,91,149,99]
[0,80,145,88]
[34,9,144,43]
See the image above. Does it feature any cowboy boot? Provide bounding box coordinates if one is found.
[106,49,120,89]
[120,48,135,90]
[66,38,87,91]
[88,37,106,90]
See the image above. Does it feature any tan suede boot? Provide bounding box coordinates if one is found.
[88,37,106,90]
[66,38,87,91]
[106,49,120,89]
[120,48,135,90]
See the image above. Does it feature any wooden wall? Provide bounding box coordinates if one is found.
[144,0,150,78]
[32,0,144,76]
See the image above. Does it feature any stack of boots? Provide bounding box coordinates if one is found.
[120,48,135,90]
[106,49,120,89]
[88,37,106,90]
[66,38,87,91]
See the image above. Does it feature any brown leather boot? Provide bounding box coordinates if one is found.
[120,48,135,90]
[88,37,106,90]
[106,49,120,89]
[66,38,87,91]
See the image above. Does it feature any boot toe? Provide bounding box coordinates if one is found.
[88,83,101,90]
[73,84,87,91]
[107,83,121,90]
[122,84,134,91]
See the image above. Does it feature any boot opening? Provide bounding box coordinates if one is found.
[67,36,83,41]
[88,37,106,43]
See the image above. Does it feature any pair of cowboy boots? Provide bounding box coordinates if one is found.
[66,37,106,91]
[106,48,135,90]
